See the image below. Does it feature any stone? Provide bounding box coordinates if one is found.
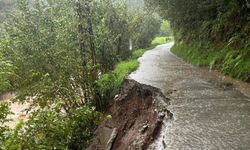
[106,128,118,150]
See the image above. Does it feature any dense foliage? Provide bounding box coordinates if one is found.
[151,37,173,47]
[4,107,104,150]
[0,103,12,149]
[0,0,161,149]
[146,0,250,81]
[95,49,144,108]
[135,12,161,48]
[0,0,160,110]
[159,20,172,37]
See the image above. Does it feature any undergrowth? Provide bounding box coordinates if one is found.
[151,37,173,47]
[95,37,176,108]
[171,42,250,82]
[95,49,146,108]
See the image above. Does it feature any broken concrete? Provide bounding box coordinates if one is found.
[131,42,250,149]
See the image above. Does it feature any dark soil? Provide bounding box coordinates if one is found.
[87,79,172,150]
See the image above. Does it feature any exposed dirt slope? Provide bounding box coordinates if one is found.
[87,79,172,150]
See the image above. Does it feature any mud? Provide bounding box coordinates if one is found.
[87,79,173,150]
[0,92,29,129]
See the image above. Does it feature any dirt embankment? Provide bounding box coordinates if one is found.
[88,79,173,150]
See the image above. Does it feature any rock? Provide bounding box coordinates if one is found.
[106,128,118,150]
[114,94,119,99]
[246,74,250,83]
[220,82,233,90]
[162,140,167,148]
[167,110,173,119]
[97,127,118,150]
[158,112,165,120]
[140,124,149,133]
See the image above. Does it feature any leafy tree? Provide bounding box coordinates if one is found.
[0,0,163,149]
[146,0,250,81]
[4,107,104,150]
[160,20,172,36]
[135,11,161,48]
[1,0,136,111]
[0,103,12,149]
[0,42,14,95]
[146,0,249,44]
[0,0,161,110]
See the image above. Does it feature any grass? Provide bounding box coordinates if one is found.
[96,37,176,106]
[95,49,145,106]
[171,43,214,65]
[114,60,139,86]
[151,36,173,47]
[131,49,146,59]
[113,48,147,87]
[171,42,250,81]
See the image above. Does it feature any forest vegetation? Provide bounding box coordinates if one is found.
[4,0,249,149]
[0,0,171,149]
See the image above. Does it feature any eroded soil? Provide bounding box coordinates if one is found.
[88,79,172,150]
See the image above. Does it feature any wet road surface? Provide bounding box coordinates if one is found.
[130,43,250,150]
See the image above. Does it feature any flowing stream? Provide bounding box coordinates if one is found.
[0,93,29,129]
[130,43,250,149]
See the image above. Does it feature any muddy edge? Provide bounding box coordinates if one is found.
[88,78,173,150]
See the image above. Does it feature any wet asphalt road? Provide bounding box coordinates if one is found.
[130,43,250,150]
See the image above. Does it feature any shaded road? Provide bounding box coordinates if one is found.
[130,43,250,149]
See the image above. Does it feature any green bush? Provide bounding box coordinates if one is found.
[4,107,105,150]
[159,20,172,36]
[0,103,12,149]
[114,60,139,85]
[171,42,250,81]
[146,0,249,82]
[151,37,173,47]
[95,50,142,108]
[136,13,161,48]
[131,49,146,59]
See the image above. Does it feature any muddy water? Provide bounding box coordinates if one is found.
[0,93,29,129]
[130,43,250,149]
